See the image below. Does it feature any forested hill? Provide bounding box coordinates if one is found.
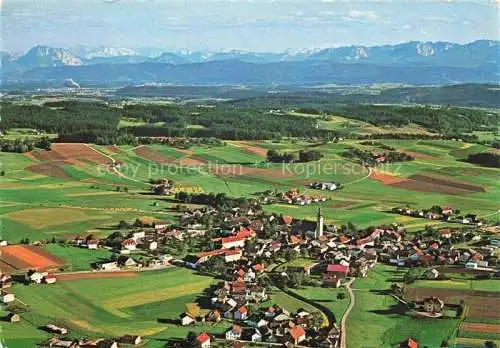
[1,100,498,146]
[113,84,500,109]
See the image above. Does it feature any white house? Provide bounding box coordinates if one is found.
[251,329,262,342]
[195,332,211,348]
[224,249,242,263]
[87,240,99,249]
[225,325,242,340]
[181,313,195,326]
[0,291,15,303]
[100,261,119,271]
[121,239,137,251]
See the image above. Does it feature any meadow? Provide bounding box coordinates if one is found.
[346,264,461,348]
[1,138,498,247]
[2,268,220,348]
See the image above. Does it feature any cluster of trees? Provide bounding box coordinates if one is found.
[343,148,414,165]
[175,192,258,210]
[467,152,499,168]
[266,149,324,163]
[359,140,395,151]
[0,137,51,153]
[330,105,498,136]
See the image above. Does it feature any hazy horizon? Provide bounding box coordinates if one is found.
[2,0,499,54]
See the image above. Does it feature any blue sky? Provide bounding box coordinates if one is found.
[2,0,499,53]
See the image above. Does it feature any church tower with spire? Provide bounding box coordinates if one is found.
[316,207,324,239]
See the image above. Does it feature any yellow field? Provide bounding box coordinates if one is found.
[172,184,204,193]
[102,279,213,310]
[6,207,108,229]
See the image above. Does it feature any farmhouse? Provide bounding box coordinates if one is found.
[222,235,246,249]
[422,296,444,314]
[326,264,350,278]
[121,239,137,251]
[288,326,306,345]
[196,332,211,348]
[1,290,15,303]
[99,261,119,271]
[226,324,243,340]
[0,273,12,288]
[44,324,68,335]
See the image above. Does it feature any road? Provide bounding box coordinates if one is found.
[340,277,356,348]
[342,166,372,187]
[84,144,146,185]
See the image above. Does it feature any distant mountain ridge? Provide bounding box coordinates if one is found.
[1,40,499,87]
[3,40,499,70]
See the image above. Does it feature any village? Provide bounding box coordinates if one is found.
[1,185,498,348]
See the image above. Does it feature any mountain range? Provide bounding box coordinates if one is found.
[2,40,499,87]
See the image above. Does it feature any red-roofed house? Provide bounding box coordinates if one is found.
[44,274,57,284]
[225,249,242,262]
[196,332,211,348]
[288,326,306,344]
[121,239,137,251]
[326,264,350,278]
[322,273,340,287]
[400,338,418,348]
[196,249,226,263]
[356,237,374,248]
[236,227,255,239]
[441,207,453,215]
[282,215,293,225]
[270,242,281,251]
[252,263,265,272]
[234,306,248,321]
[222,236,246,249]
[226,325,243,340]
[290,235,301,245]
[339,236,350,244]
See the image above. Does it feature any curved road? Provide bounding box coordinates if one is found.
[340,278,356,348]
[85,144,146,185]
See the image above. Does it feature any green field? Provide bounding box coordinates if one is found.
[1,138,498,245]
[2,268,219,347]
[411,279,500,292]
[43,244,113,271]
[347,264,460,348]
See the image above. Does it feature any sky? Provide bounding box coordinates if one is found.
[1,0,499,53]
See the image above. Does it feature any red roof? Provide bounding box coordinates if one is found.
[429,242,439,249]
[225,248,242,256]
[270,242,281,249]
[356,237,372,246]
[197,248,226,258]
[232,324,243,334]
[222,235,246,245]
[402,338,418,348]
[339,236,349,243]
[252,263,265,272]
[238,306,248,314]
[327,264,349,274]
[236,227,255,238]
[282,215,293,225]
[290,235,301,244]
[289,326,306,340]
[196,332,211,344]
[121,239,136,246]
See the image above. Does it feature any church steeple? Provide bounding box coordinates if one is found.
[316,207,324,238]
